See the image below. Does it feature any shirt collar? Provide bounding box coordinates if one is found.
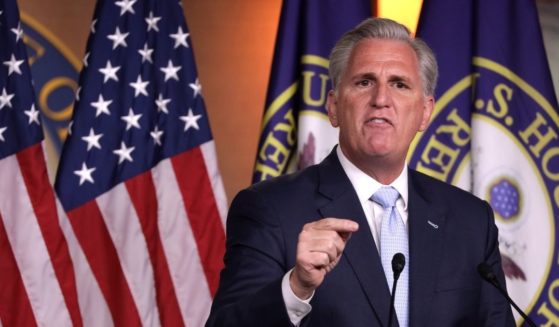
[336,146,408,210]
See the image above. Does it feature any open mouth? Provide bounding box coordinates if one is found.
[366,117,391,125]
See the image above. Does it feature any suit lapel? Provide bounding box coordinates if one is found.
[317,151,392,326]
[407,170,447,324]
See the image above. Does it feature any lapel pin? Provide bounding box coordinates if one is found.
[427,220,439,229]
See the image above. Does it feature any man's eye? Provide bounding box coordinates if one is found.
[358,80,371,87]
[394,81,408,89]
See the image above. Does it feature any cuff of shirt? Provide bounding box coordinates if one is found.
[281,269,313,326]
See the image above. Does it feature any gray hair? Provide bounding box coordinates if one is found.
[329,17,438,96]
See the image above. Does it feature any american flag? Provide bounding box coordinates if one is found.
[0,0,82,326]
[54,0,227,326]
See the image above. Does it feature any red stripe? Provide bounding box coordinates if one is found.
[68,202,141,326]
[171,147,225,296]
[16,144,83,327]
[0,213,38,327]
[125,171,185,327]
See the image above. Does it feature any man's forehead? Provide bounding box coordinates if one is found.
[351,38,417,63]
[345,40,420,77]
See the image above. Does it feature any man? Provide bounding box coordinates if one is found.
[206,17,514,326]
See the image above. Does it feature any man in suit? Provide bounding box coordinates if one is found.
[206,17,515,327]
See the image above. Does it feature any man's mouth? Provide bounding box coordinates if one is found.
[366,117,391,125]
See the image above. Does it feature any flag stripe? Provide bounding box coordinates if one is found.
[55,204,113,327]
[16,144,83,327]
[171,146,226,296]
[125,172,185,327]
[200,141,228,227]
[67,202,141,326]
[96,185,161,326]
[0,154,72,326]
[152,158,213,326]
[0,212,37,327]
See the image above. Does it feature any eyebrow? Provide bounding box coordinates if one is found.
[353,72,377,81]
[353,72,411,83]
[388,75,411,83]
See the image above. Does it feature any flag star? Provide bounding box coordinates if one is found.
[150,125,164,146]
[91,94,113,117]
[75,87,81,101]
[170,26,189,48]
[115,0,137,16]
[129,75,149,97]
[3,54,24,76]
[189,78,202,97]
[24,104,40,125]
[90,19,97,33]
[138,43,154,63]
[107,27,129,49]
[0,87,15,110]
[74,162,96,185]
[145,11,161,32]
[180,109,202,131]
[155,93,171,114]
[11,23,23,42]
[113,141,135,164]
[160,60,182,82]
[98,60,120,83]
[0,126,7,142]
[81,128,103,151]
[121,108,142,130]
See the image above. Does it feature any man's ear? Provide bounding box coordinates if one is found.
[418,95,434,131]
[327,90,339,127]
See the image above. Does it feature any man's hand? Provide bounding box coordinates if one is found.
[290,218,359,299]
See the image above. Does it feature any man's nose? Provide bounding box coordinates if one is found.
[370,83,389,108]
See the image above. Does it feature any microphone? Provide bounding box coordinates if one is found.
[477,262,536,327]
[392,253,405,279]
[388,253,405,327]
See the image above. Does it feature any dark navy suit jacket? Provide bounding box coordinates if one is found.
[206,150,515,326]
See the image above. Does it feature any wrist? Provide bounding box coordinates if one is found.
[289,270,314,300]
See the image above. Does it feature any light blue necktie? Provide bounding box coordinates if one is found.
[372,186,409,327]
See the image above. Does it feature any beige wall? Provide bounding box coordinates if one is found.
[17,0,559,204]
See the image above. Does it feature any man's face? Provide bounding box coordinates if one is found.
[327,38,434,170]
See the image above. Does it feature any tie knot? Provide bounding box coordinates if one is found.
[371,186,399,208]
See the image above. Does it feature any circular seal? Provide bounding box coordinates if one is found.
[408,57,559,321]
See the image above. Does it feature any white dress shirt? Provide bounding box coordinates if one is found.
[282,147,409,325]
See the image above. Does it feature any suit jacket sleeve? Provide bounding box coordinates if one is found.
[205,188,295,327]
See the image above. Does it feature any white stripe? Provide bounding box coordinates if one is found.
[0,155,72,327]
[55,199,113,327]
[200,141,228,228]
[96,184,161,327]
[152,158,213,327]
